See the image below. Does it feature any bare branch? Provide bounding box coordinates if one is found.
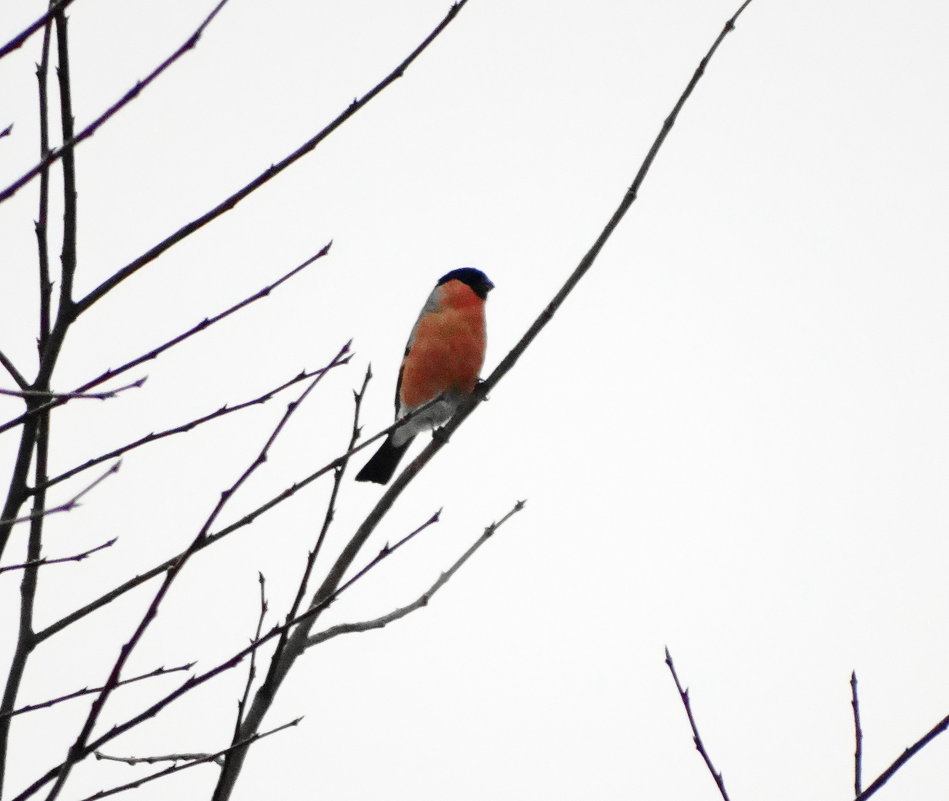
[308,499,525,648]
[0,420,43,560]
[71,1,471,316]
[233,574,268,736]
[0,0,78,60]
[93,751,223,768]
[852,671,863,797]
[0,0,233,205]
[664,648,730,801]
[0,537,116,575]
[1,663,194,720]
[93,751,224,768]
[476,0,757,405]
[0,244,331,437]
[262,365,371,696]
[53,9,77,309]
[35,16,54,356]
[0,377,146,401]
[0,351,27,390]
[79,719,301,801]
[39,364,337,493]
[0,461,119,528]
[855,710,949,801]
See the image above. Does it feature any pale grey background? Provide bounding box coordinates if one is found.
[1,2,948,799]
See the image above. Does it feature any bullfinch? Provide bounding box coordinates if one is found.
[355,267,494,484]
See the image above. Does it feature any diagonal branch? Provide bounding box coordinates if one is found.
[854,709,949,801]
[0,0,233,205]
[307,499,525,649]
[0,0,78,60]
[78,718,301,801]
[38,364,335,493]
[664,648,730,801]
[0,378,145,402]
[1,663,194,720]
[0,351,27,390]
[0,461,120,529]
[0,537,116,575]
[71,1,470,317]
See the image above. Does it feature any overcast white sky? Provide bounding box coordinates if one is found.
[2,1,949,800]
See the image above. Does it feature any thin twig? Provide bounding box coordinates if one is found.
[54,8,77,308]
[0,417,43,559]
[0,0,233,205]
[260,366,370,697]
[0,0,77,60]
[35,13,54,357]
[0,351,27,390]
[0,377,146,401]
[71,1,471,318]
[233,574,268,736]
[38,363,338,493]
[94,751,223,768]
[1,663,194,719]
[0,244,331,437]
[851,671,863,797]
[0,537,116,575]
[0,461,120,528]
[78,718,301,801]
[664,648,730,801]
[308,499,525,648]
[0,124,12,139]
[855,710,949,801]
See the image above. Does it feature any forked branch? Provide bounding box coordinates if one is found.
[308,499,526,648]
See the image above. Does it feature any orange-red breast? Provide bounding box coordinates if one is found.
[355,268,493,484]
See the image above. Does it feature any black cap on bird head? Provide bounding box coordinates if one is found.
[437,268,494,300]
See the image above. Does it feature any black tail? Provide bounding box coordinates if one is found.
[355,435,413,484]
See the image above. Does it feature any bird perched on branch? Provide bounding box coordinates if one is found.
[355,267,494,485]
